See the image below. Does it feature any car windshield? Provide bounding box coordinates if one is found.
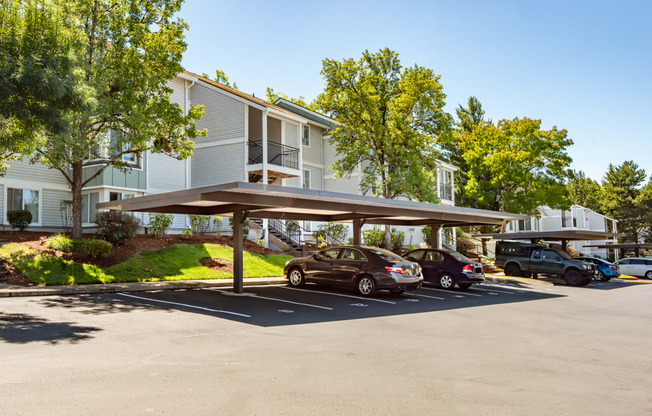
[367,248,406,262]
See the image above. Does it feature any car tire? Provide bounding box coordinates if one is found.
[457,282,472,290]
[580,276,592,286]
[596,271,607,281]
[646,271,652,280]
[438,273,455,290]
[389,289,406,295]
[564,269,584,286]
[504,263,521,278]
[287,267,305,287]
[357,276,376,296]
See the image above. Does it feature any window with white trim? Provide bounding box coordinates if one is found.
[7,188,39,223]
[302,125,310,146]
[303,169,311,189]
[110,192,135,201]
[81,192,100,224]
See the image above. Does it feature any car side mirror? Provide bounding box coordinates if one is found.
[556,256,561,261]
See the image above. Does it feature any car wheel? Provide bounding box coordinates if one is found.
[439,273,455,290]
[564,269,584,286]
[504,263,521,277]
[646,271,652,280]
[287,267,305,287]
[596,271,607,281]
[357,276,376,296]
[389,289,406,295]
[457,282,472,290]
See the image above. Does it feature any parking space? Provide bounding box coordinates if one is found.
[86,281,568,327]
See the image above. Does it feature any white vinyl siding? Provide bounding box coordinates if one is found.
[167,77,186,108]
[148,152,187,192]
[324,176,360,195]
[42,189,72,227]
[191,83,245,143]
[191,143,245,187]
[303,166,323,190]
[4,159,68,186]
[302,125,324,165]
[285,122,299,149]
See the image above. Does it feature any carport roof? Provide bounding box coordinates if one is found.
[583,243,652,249]
[473,230,625,241]
[96,181,527,227]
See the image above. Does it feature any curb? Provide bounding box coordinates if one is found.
[0,277,287,298]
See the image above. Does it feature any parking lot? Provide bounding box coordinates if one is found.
[2,279,651,415]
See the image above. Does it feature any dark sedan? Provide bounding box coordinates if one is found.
[284,245,423,296]
[403,248,484,290]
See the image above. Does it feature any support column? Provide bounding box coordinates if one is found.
[262,110,268,184]
[430,224,441,249]
[353,219,363,245]
[232,211,246,294]
[561,239,568,252]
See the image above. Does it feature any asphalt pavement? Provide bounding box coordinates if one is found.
[1,280,651,415]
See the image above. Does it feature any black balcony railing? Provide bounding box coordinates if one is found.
[439,183,453,201]
[248,140,299,170]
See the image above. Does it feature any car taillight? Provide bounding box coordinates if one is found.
[418,267,422,274]
[462,264,472,272]
[608,265,617,269]
[385,266,403,273]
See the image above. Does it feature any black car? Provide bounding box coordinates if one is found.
[403,248,484,290]
[284,245,423,296]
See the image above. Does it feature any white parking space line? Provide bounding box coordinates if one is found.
[209,289,333,310]
[281,287,397,304]
[473,287,514,295]
[117,293,251,318]
[484,284,546,293]
[421,287,482,297]
[410,293,445,301]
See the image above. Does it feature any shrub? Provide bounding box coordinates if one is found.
[148,213,174,238]
[189,215,220,235]
[228,217,250,241]
[96,211,140,246]
[314,223,348,245]
[391,229,405,251]
[362,229,385,248]
[45,234,76,252]
[78,238,112,259]
[7,209,32,231]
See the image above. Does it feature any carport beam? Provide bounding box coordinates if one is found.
[232,211,246,294]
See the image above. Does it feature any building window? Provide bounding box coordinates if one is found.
[518,219,532,231]
[109,192,135,201]
[438,169,453,201]
[302,125,310,146]
[7,188,39,223]
[302,169,311,189]
[561,211,573,228]
[81,193,100,224]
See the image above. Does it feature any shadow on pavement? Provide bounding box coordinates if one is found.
[0,312,100,344]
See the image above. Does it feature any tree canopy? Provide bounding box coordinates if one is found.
[1,0,206,238]
[566,170,602,212]
[265,87,310,108]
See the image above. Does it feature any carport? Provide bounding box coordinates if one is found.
[97,182,526,294]
[583,243,652,258]
[473,230,625,253]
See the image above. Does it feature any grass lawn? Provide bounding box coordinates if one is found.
[0,243,292,286]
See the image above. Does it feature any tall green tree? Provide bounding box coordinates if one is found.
[0,0,78,170]
[202,69,238,88]
[566,170,602,212]
[601,161,649,242]
[314,48,450,248]
[2,0,206,238]
[265,87,310,108]
[458,117,572,215]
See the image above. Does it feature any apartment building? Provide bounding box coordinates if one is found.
[506,204,618,258]
[0,71,459,250]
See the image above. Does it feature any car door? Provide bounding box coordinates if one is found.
[617,259,631,275]
[421,250,445,283]
[331,248,368,286]
[529,248,544,274]
[306,248,341,283]
[541,250,564,275]
[629,259,646,277]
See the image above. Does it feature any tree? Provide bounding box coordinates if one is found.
[457,117,572,215]
[0,0,78,170]
[566,170,602,212]
[202,69,237,88]
[3,0,206,238]
[314,48,450,248]
[601,161,649,242]
[265,87,310,108]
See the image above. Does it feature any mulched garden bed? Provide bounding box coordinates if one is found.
[0,231,286,270]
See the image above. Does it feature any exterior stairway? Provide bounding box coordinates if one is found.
[480,258,503,274]
[251,219,302,252]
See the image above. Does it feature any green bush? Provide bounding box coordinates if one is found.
[189,215,220,235]
[96,211,140,246]
[422,226,432,244]
[45,234,76,252]
[391,229,405,251]
[148,213,174,238]
[362,229,385,247]
[314,223,348,245]
[7,209,32,231]
[78,238,112,259]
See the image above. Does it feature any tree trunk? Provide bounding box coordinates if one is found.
[71,161,83,239]
[384,224,392,250]
[481,238,488,256]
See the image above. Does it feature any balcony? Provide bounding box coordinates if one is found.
[248,140,300,183]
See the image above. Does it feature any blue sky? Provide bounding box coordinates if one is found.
[179,0,651,182]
